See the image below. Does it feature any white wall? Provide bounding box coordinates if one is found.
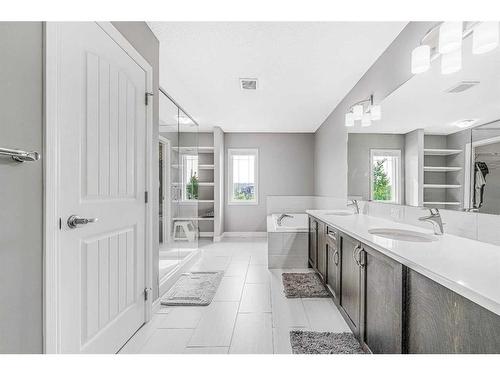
[224,133,315,232]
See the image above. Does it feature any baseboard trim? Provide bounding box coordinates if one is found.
[221,231,267,239]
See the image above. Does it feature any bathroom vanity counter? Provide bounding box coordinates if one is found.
[306,210,500,316]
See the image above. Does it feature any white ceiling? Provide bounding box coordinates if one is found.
[350,33,500,135]
[149,22,407,132]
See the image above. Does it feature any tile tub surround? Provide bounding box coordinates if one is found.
[307,210,500,316]
[267,215,308,269]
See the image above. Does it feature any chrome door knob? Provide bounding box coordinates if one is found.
[67,215,99,229]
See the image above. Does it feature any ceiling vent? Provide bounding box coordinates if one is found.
[445,81,480,94]
[240,78,258,90]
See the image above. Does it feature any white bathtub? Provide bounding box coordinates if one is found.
[270,213,309,232]
[267,213,309,269]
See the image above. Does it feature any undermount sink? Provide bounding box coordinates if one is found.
[368,228,437,242]
[323,210,353,216]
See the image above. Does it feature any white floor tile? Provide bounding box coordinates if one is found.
[183,346,229,354]
[139,329,194,354]
[224,261,249,277]
[188,301,239,347]
[245,265,270,284]
[118,314,166,354]
[156,306,205,329]
[214,276,246,301]
[239,283,271,313]
[302,298,351,332]
[229,313,273,354]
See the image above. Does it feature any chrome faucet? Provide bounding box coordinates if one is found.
[347,199,360,214]
[277,213,293,226]
[419,208,444,235]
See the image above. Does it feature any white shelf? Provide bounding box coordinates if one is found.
[172,200,214,204]
[424,149,462,156]
[173,217,214,221]
[171,182,214,186]
[424,184,461,189]
[199,232,214,238]
[424,166,462,172]
[199,164,215,170]
[423,201,462,206]
[172,146,214,154]
[171,164,214,169]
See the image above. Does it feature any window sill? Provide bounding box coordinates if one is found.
[228,200,259,206]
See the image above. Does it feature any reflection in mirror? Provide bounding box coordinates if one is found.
[348,24,500,213]
[467,121,500,214]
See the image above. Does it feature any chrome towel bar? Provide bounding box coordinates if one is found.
[0,147,40,162]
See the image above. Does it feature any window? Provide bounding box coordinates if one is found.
[370,149,401,204]
[182,154,198,200]
[228,148,258,204]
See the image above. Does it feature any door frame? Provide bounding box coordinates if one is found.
[43,22,154,353]
[159,136,171,245]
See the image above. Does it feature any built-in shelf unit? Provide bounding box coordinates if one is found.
[423,135,464,209]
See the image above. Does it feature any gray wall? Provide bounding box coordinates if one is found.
[348,133,405,202]
[112,22,160,300]
[314,22,437,199]
[405,129,424,206]
[224,133,315,232]
[0,22,44,353]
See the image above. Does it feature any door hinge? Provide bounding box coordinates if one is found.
[144,287,152,301]
[144,191,149,204]
[145,92,154,106]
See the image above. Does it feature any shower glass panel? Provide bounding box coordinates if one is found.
[158,89,199,283]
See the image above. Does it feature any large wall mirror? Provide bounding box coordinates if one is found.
[348,22,500,215]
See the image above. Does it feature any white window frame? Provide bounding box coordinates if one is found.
[228,148,259,205]
[369,149,402,204]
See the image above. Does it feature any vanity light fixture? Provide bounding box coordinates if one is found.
[352,105,364,121]
[411,45,431,74]
[438,22,463,54]
[345,112,355,127]
[361,113,372,127]
[345,94,381,128]
[369,104,382,121]
[473,22,499,54]
[411,22,499,76]
[441,49,462,75]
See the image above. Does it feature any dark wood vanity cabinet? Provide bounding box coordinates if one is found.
[326,227,340,300]
[308,217,317,268]
[316,221,327,281]
[339,233,362,336]
[406,269,500,354]
[307,215,500,354]
[360,245,404,354]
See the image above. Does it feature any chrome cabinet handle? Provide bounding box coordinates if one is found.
[333,250,339,265]
[352,244,361,265]
[327,232,337,242]
[67,215,99,229]
[358,249,366,268]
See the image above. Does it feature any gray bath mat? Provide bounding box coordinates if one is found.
[161,271,223,306]
[282,272,329,298]
[290,331,365,354]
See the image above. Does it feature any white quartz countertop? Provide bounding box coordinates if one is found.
[306,210,500,316]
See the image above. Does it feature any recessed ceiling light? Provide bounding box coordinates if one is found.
[451,119,479,128]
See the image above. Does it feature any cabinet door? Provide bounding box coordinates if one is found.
[308,217,317,268]
[360,245,403,354]
[316,220,327,281]
[340,234,362,335]
[406,269,500,354]
[326,228,340,300]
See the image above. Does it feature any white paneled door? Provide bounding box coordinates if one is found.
[55,23,148,353]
